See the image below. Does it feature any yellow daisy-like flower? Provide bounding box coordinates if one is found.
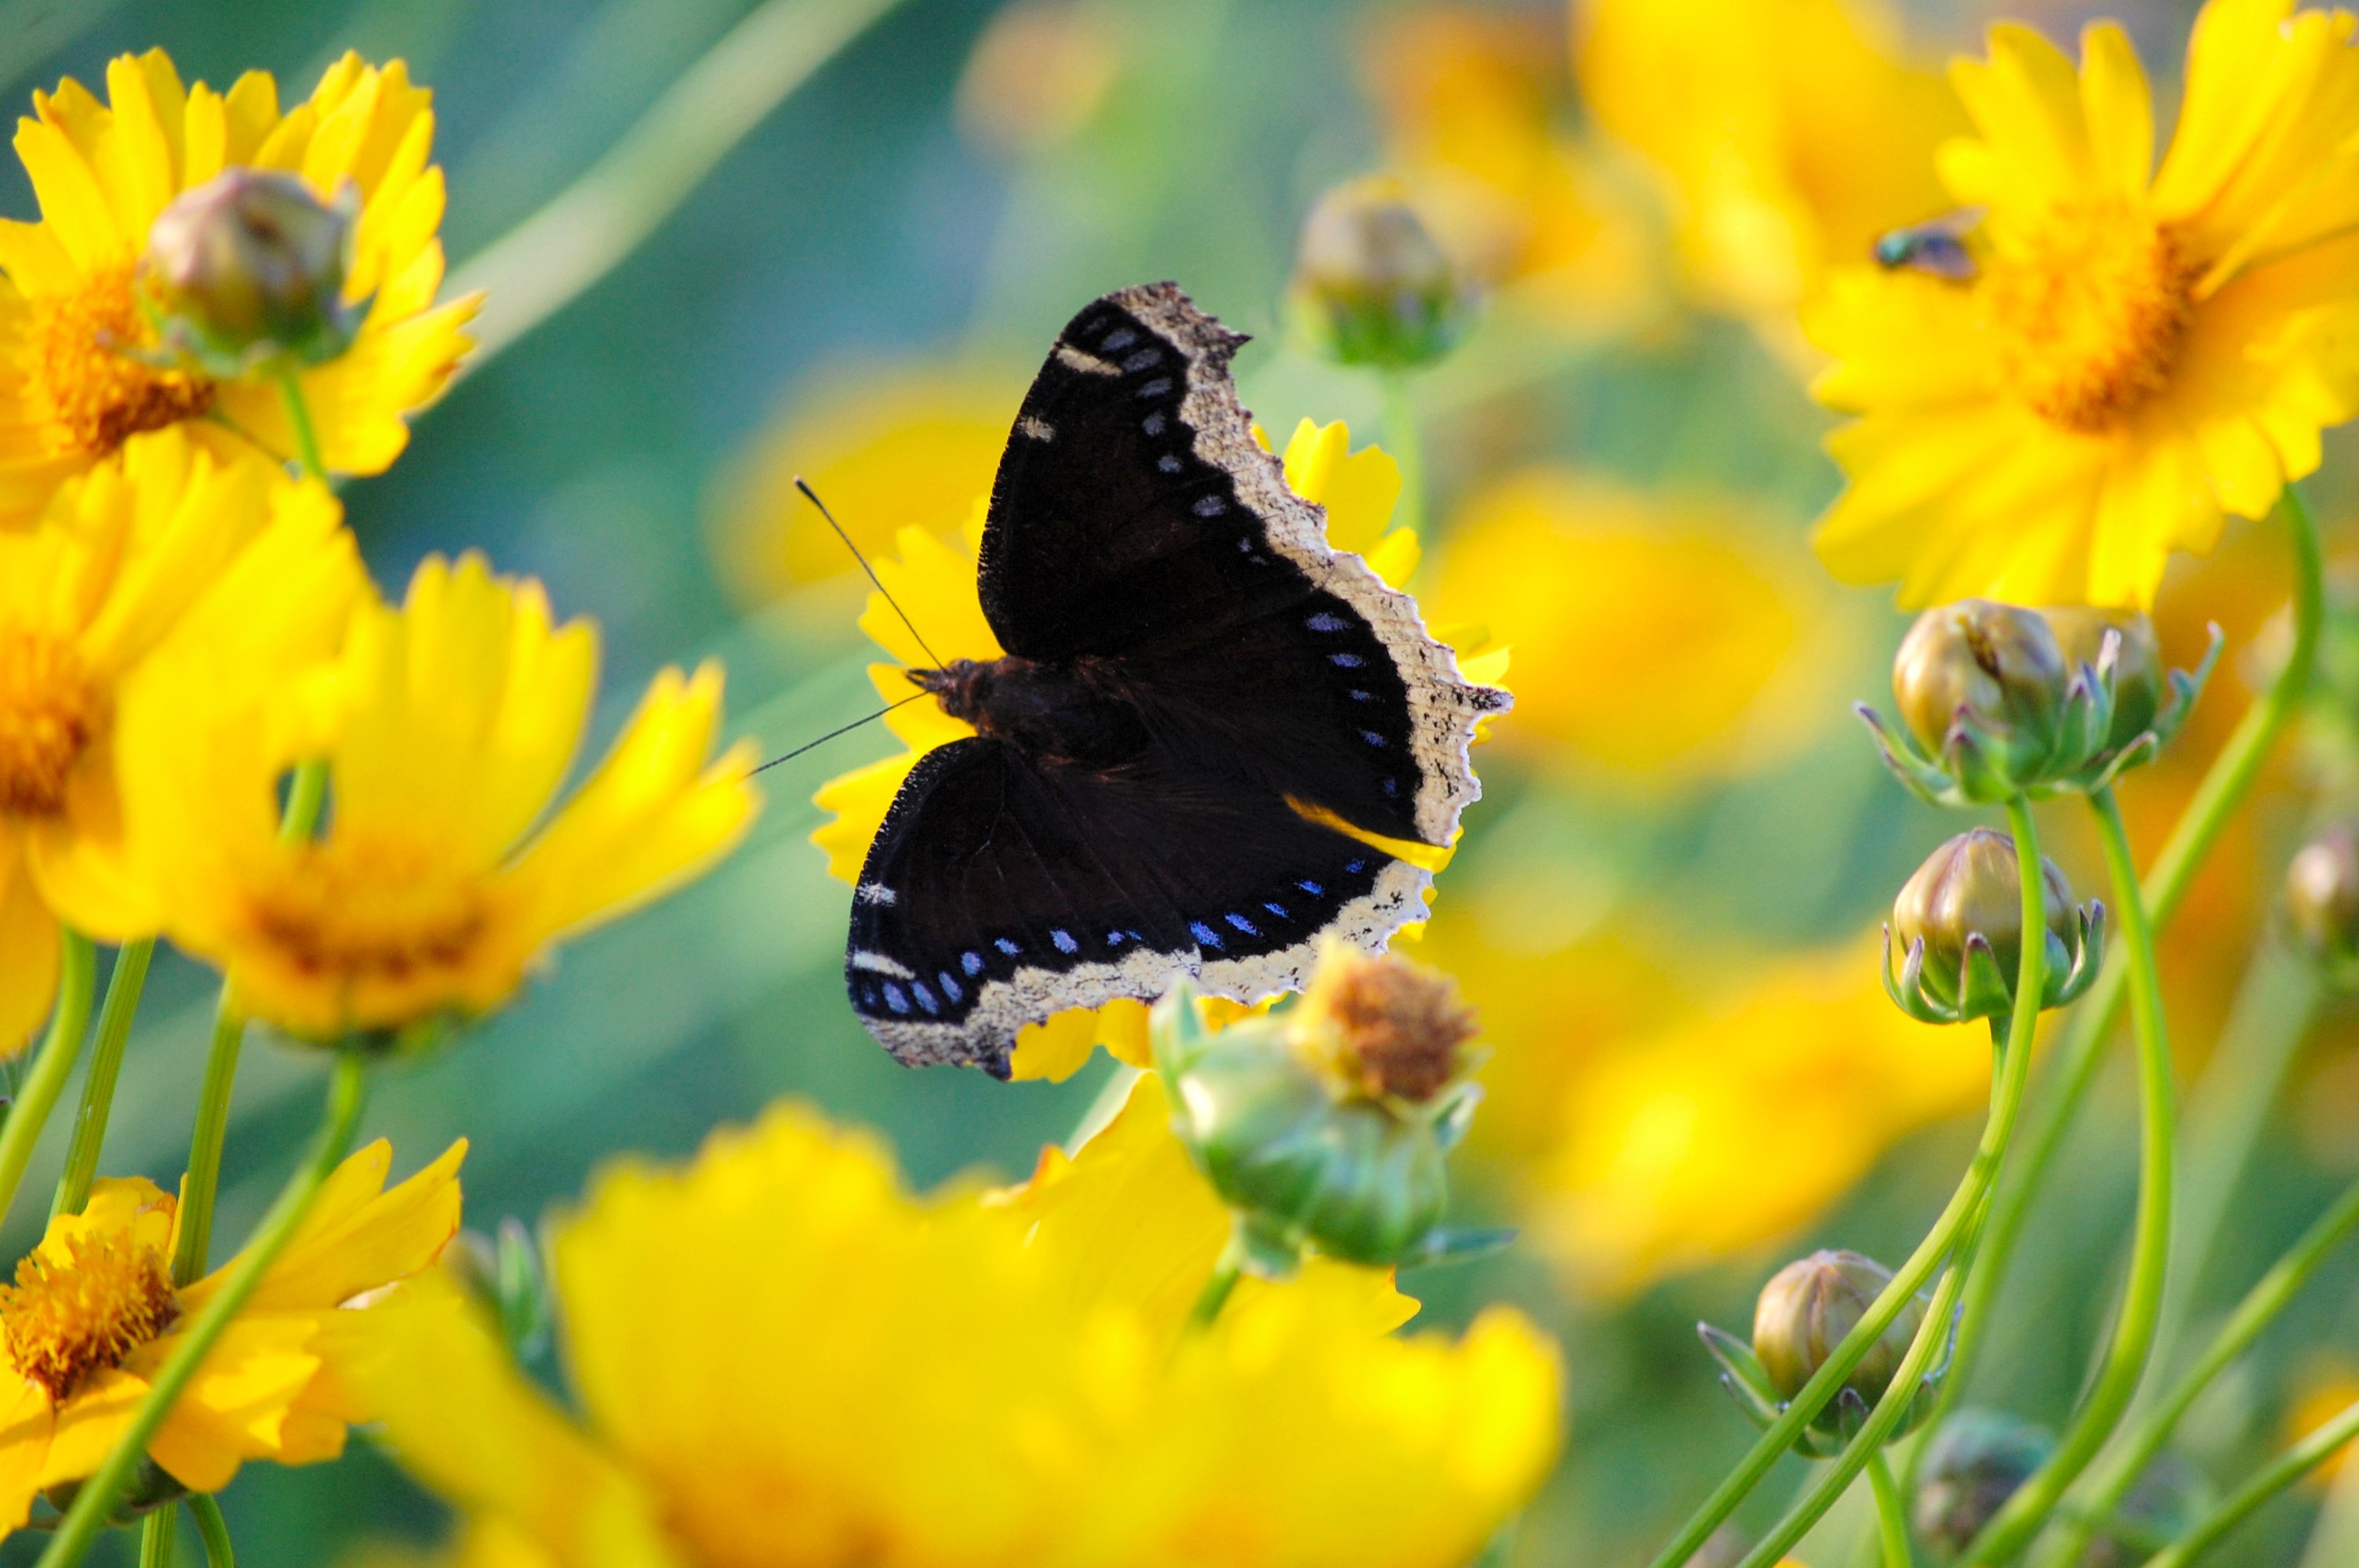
[1363,8,1664,334]
[0,49,477,524]
[362,1077,1561,1568]
[1428,470,1845,785]
[0,1137,463,1527]
[1812,0,2359,608]
[106,551,761,1040]
[1578,0,1960,339]
[0,428,359,1050]
[812,418,1465,1082]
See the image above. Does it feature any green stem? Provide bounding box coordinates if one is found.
[1648,798,2050,1568]
[1972,790,2175,1566]
[1379,368,1425,542]
[272,367,325,481]
[36,1051,369,1568]
[169,1004,245,1288]
[445,0,911,377]
[1943,482,2324,1416]
[1187,1233,1245,1335]
[1870,1448,1915,1568]
[0,932,95,1230]
[2059,1168,2359,1559]
[137,1507,174,1568]
[171,758,328,1288]
[2143,1399,2359,1568]
[52,938,153,1218]
[188,1495,233,1568]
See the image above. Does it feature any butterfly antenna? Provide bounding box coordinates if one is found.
[747,693,929,778]
[795,477,947,670]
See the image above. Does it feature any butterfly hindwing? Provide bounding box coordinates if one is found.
[849,736,1423,1076]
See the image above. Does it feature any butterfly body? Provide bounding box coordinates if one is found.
[846,282,1507,1076]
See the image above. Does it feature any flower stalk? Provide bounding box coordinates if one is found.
[0,934,96,1232]
[1943,483,2324,1418]
[1647,797,2050,1568]
[1962,789,2176,1565]
[2142,1398,2359,1568]
[35,1050,370,1568]
[1869,1445,1915,1567]
[53,938,154,1220]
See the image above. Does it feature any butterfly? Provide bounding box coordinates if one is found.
[845,281,1507,1076]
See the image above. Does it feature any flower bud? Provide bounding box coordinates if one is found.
[1892,600,2070,796]
[2288,823,2359,974]
[1288,175,1467,371]
[2045,606,2165,750]
[142,168,361,375]
[1752,1250,1925,1411]
[1151,944,1494,1273]
[1912,1410,2054,1559]
[1863,599,2218,807]
[1887,829,2097,1024]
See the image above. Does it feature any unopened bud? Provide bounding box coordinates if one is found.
[142,169,361,375]
[1151,946,1497,1274]
[1288,175,1467,370]
[2045,606,2165,750]
[1893,600,2070,792]
[1753,1250,1924,1410]
[1913,1410,2054,1559]
[2288,823,2359,975]
[1887,829,2097,1024]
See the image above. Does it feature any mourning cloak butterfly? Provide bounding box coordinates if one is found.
[845,281,1508,1076]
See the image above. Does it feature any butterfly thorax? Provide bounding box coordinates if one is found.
[910,656,1149,769]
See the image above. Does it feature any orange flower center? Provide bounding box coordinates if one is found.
[0,631,100,818]
[27,267,213,457]
[0,1232,178,1402]
[245,829,491,1008]
[1984,200,2197,435]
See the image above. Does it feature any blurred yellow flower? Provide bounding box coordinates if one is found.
[2288,1359,2359,1487]
[364,1077,1561,1568]
[1363,8,1663,333]
[1536,938,1983,1296]
[0,1138,462,1526]
[813,418,1455,1082]
[1578,0,1960,346]
[954,0,1124,159]
[1812,1,2359,608]
[0,429,358,1051]
[1428,470,1843,784]
[708,361,1020,612]
[0,49,477,522]
[105,552,760,1040]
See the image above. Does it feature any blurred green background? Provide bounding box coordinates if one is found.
[5,0,2358,1563]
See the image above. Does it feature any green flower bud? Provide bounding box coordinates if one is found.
[141,168,362,376]
[1913,1410,2055,1560]
[2288,822,2359,976]
[1885,828,2100,1025]
[1861,599,2218,807]
[1287,175,1467,371]
[1152,944,1496,1273]
[2045,606,2164,749]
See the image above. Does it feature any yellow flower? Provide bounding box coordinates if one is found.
[1812,1,2359,608]
[0,49,477,524]
[362,1077,1561,1568]
[0,1138,463,1527]
[107,551,761,1040]
[812,418,1446,1083]
[1578,0,1960,343]
[1534,939,1984,1297]
[0,428,360,1050]
[1427,470,1845,784]
[1363,9,1663,334]
[707,361,1020,612]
